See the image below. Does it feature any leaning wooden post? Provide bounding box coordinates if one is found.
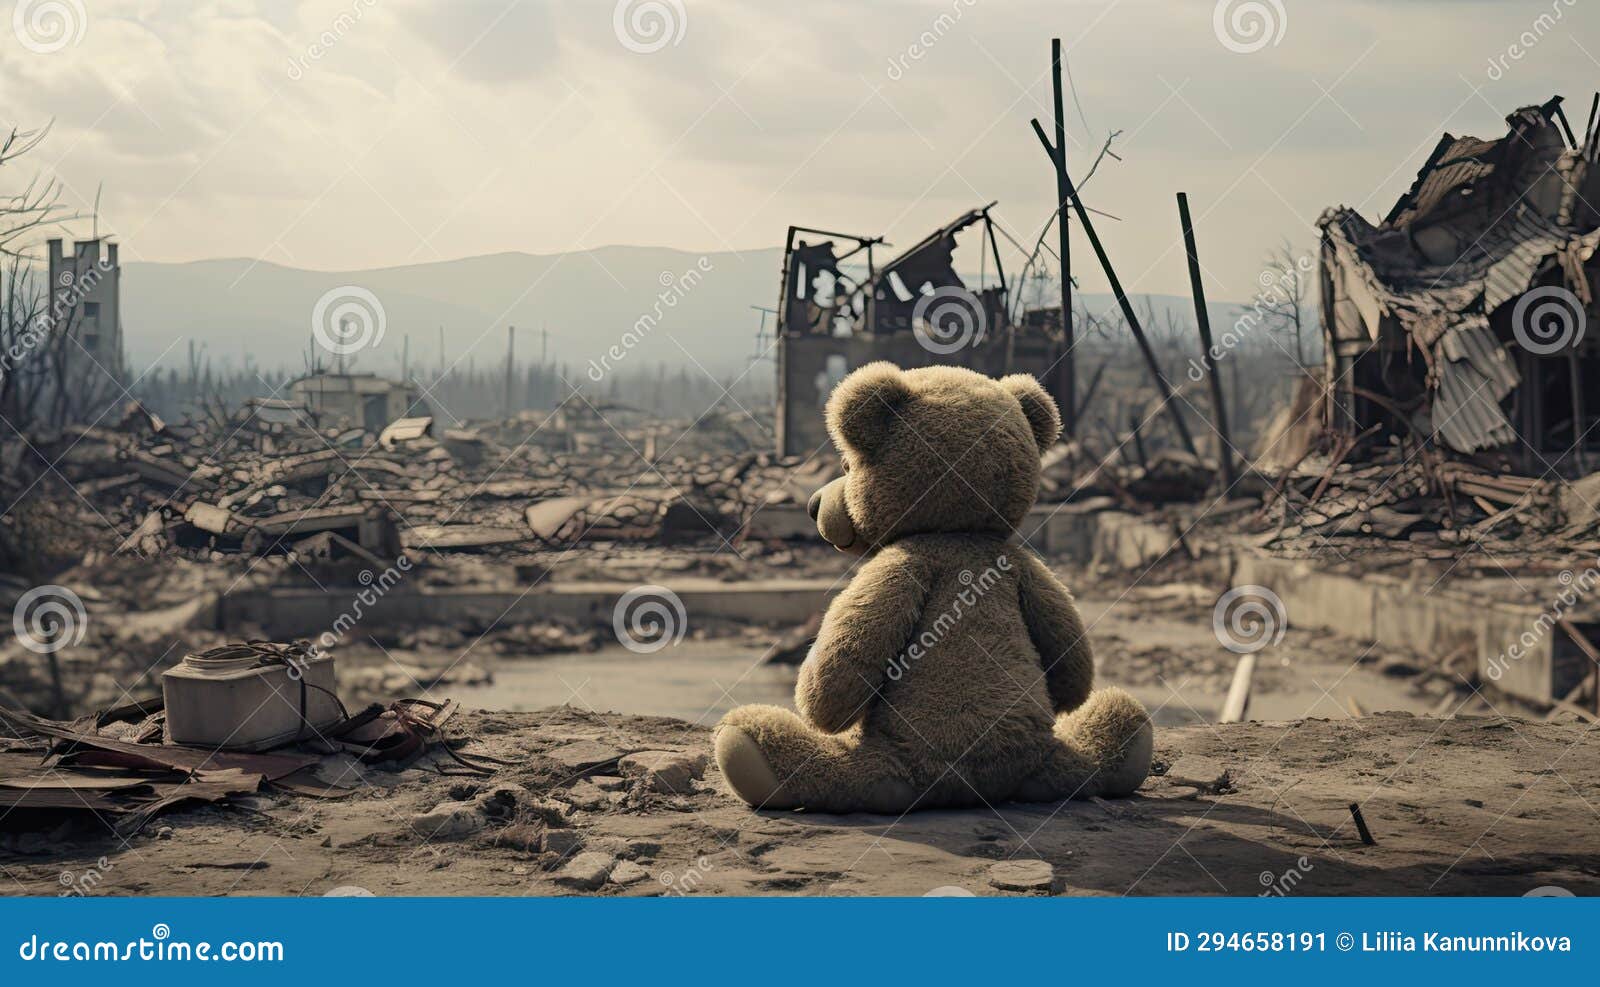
[1176,192,1236,488]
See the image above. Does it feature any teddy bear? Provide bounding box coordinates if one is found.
[714,361,1153,813]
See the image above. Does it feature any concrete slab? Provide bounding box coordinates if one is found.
[218,578,843,639]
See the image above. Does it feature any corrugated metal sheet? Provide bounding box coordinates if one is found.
[1472,212,1561,311]
[1433,319,1519,453]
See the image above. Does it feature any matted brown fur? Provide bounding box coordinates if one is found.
[716,363,1152,813]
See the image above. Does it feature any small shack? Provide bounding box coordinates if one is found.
[288,373,427,433]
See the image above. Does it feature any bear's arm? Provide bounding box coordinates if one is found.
[796,545,931,734]
[1016,551,1094,713]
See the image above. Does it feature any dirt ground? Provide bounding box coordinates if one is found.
[4,705,1597,897]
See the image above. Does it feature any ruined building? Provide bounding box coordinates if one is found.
[1319,97,1600,474]
[48,237,123,378]
[775,206,1068,456]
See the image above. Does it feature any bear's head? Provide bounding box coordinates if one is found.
[806,362,1061,555]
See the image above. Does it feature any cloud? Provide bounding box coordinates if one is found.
[393,0,560,83]
[0,0,1595,313]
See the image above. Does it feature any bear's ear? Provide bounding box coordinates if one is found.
[1000,373,1062,451]
[826,362,913,461]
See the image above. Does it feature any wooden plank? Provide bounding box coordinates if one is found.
[1219,654,1256,724]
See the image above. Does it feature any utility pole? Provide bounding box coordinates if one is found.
[504,325,516,418]
[1177,192,1235,488]
[1034,38,1076,438]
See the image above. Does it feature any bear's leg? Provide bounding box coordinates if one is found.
[1010,687,1153,802]
[714,704,918,813]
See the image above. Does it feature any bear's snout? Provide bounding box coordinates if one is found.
[811,476,864,555]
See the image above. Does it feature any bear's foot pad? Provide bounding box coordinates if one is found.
[714,726,788,809]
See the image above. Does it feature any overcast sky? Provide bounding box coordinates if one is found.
[4,0,1598,303]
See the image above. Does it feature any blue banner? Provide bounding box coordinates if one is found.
[1,896,1588,983]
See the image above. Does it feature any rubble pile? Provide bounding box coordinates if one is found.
[1245,443,1579,558]
[28,401,837,563]
[1040,441,1220,507]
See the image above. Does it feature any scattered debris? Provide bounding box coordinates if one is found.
[987,859,1055,893]
[618,750,708,795]
[411,798,489,840]
[1349,803,1378,846]
[608,860,650,886]
[0,669,487,836]
[556,851,617,890]
[1163,755,1233,794]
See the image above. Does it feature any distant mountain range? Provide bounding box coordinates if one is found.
[120,246,1254,379]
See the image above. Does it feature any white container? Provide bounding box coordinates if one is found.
[162,645,342,751]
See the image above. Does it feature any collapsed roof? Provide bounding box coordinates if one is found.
[1319,96,1600,454]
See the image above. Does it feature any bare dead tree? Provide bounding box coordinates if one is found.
[1259,241,1314,368]
[0,122,105,432]
[0,123,70,259]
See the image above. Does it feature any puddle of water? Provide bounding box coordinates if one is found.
[450,639,798,723]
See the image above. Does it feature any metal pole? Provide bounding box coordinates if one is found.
[1050,39,1076,437]
[1177,192,1236,486]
